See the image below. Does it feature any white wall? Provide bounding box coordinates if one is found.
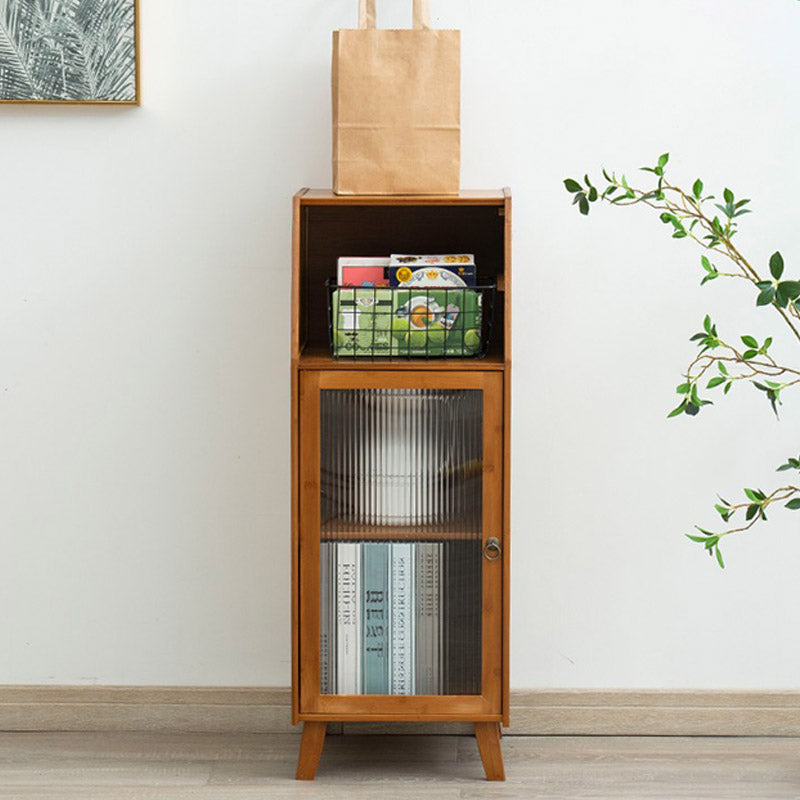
[2,0,799,689]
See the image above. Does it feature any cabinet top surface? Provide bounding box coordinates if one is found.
[296,188,510,206]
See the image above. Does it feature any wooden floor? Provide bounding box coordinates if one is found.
[0,732,798,799]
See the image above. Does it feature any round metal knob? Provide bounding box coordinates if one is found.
[483,537,502,561]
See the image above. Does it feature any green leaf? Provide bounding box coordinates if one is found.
[742,349,758,360]
[724,381,732,394]
[745,503,759,520]
[588,186,598,202]
[693,179,704,199]
[686,534,711,543]
[676,383,691,394]
[786,499,800,510]
[579,195,590,215]
[778,280,800,301]
[564,178,582,193]
[602,168,612,182]
[769,251,784,280]
[707,377,726,388]
[703,315,712,333]
[723,187,734,204]
[715,546,725,569]
[658,153,669,168]
[744,488,760,502]
[718,362,728,375]
[756,286,776,306]
[741,335,758,348]
[668,400,687,418]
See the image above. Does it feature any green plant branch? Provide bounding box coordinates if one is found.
[564,154,800,566]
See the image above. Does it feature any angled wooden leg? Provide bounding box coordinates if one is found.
[295,721,326,780]
[474,722,506,781]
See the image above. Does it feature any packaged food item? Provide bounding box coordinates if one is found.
[337,257,390,287]
[388,254,476,287]
[331,288,394,356]
[391,288,482,356]
[390,254,474,267]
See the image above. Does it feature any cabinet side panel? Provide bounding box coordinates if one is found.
[298,373,323,713]
[291,365,299,724]
[481,373,504,715]
[502,190,512,726]
[291,193,301,724]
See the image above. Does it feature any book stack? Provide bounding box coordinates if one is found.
[320,540,481,695]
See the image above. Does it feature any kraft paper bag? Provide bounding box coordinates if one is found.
[332,0,460,195]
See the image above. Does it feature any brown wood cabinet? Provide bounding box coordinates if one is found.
[290,189,511,781]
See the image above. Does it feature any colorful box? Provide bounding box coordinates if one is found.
[337,257,390,287]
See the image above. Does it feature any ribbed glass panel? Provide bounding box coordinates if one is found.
[319,389,482,695]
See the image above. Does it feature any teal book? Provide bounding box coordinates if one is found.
[362,543,389,694]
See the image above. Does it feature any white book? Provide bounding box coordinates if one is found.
[336,542,361,694]
[320,543,331,694]
[390,542,415,695]
[415,542,441,695]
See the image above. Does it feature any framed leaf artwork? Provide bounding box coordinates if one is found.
[0,0,139,104]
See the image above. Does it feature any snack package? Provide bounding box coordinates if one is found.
[390,254,474,267]
[391,289,482,356]
[388,254,476,287]
[331,288,394,356]
[337,257,390,287]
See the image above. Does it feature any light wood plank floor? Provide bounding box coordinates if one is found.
[0,732,798,799]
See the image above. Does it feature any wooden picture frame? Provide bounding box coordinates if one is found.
[0,0,140,106]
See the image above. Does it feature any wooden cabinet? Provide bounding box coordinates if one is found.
[290,189,511,781]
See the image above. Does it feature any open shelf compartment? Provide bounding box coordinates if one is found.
[294,195,509,366]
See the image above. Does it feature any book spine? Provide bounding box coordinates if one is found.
[336,542,361,694]
[320,542,330,694]
[329,542,337,693]
[415,543,435,694]
[362,542,389,694]
[390,542,415,695]
[434,542,442,694]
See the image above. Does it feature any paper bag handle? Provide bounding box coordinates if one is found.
[358,0,432,30]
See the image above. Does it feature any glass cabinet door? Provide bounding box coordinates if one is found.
[299,372,503,716]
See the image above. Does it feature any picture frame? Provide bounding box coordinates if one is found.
[0,0,140,105]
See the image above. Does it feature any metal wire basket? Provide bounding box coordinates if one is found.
[326,280,496,359]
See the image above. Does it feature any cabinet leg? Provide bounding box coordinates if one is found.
[474,722,506,781]
[295,721,327,780]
